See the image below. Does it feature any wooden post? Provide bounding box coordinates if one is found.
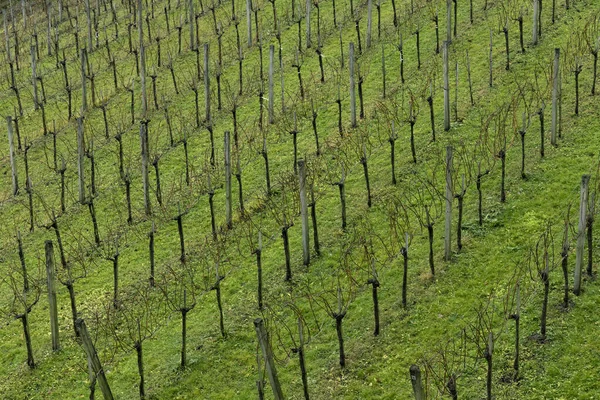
[30,44,38,110]
[224,131,232,229]
[298,159,310,266]
[189,0,195,50]
[551,48,560,146]
[246,0,252,47]
[409,365,425,400]
[349,43,356,128]
[7,116,18,196]
[445,145,453,261]
[305,0,311,48]
[574,175,590,295]
[45,240,59,351]
[80,48,87,113]
[84,0,93,50]
[254,318,284,400]
[76,318,114,400]
[204,43,210,124]
[532,0,539,45]
[139,0,147,120]
[443,41,450,131]
[268,44,274,124]
[77,117,85,204]
[278,36,285,112]
[140,121,151,216]
[366,0,373,48]
[446,0,452,43]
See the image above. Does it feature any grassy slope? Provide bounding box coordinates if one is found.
[0,0,600,398]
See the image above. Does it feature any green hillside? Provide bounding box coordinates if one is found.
[1,0,600,398]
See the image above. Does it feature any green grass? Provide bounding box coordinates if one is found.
[1,0,600,398]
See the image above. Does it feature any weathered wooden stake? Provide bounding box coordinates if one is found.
[349,43,356,128]
[140,121,151,215]
[305,0,311,48]
[30,45,39,110]
[443,41,450,131]
[409,365,425,400]
[139,0,147,119]
[189,0,195,50]
[532,0,539,45]
[254,318,284,400]
[446,0,452,43]
[366,0,372,48]
[246,0,252,47]
[574,175,590,295]
[76,318,114,400]
[45,240,59,351]
[80,48,87,113]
